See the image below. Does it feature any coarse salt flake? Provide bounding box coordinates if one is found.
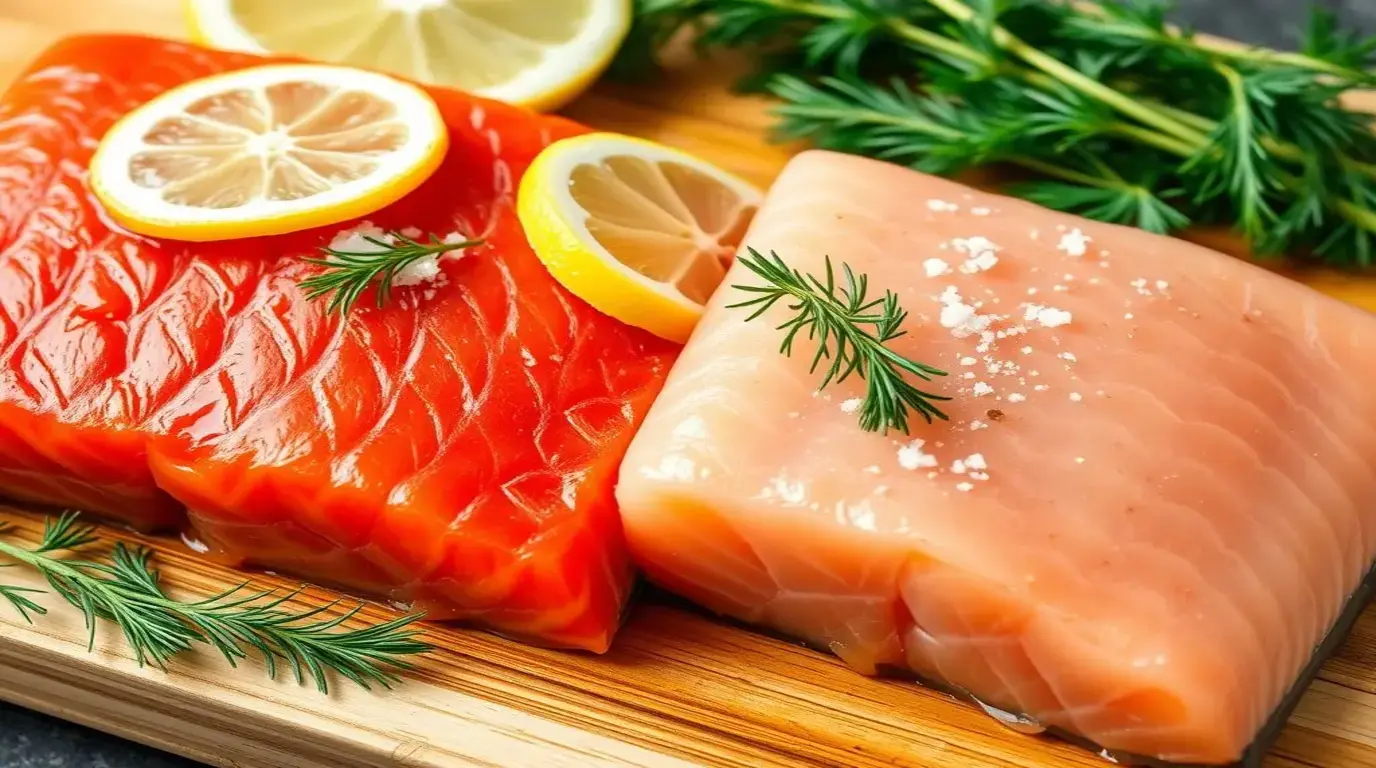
[960,356,977,366]
[1024,304,1073,328]
[928,199,959,212]
[951,460,967,474]
[1021,346,1033,355]
[970,419,988,430]
[924,258,952,277]
[1007,393,1027,403]
[973,382,995,397]
[956,482,975,493]
[1069,392,1083,402]
[1059,352,1077,362]
[1058,228,1092,257]
[898,440,940,470]
[966,453,988,470]
[841,398,863,414]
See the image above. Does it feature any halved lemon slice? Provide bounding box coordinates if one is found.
[89,64,447,242]
[519,134,763,344]
[185,0,630,113]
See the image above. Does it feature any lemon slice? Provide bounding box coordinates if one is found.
[89,64,447,242]
[185,0,630,113]
[519,134,762,344]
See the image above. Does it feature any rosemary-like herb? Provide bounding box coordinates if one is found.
[0,513,431,693]
[300,230,483,315]
[729,248,949,434]
[624,0,1376,266]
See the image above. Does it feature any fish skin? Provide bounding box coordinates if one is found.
[0,35,677,652]
[617,150,1376,761]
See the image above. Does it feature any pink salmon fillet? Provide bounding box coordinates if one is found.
[616,150,1376,763]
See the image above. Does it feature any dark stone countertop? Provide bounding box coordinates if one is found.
[3,2,1374,767]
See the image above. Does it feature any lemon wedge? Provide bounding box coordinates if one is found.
[518,134,763,344]
[185,0,630,113]
[89,64,448,242]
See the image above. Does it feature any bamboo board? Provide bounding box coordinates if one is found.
[2,2,1376,767]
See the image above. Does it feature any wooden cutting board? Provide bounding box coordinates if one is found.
[2,3,1376,767]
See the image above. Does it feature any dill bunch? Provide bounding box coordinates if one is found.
[0,513,431,693]
[624,0,1376,267]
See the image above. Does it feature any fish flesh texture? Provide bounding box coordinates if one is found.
[617,150,1376,762]
[0,35,676,652]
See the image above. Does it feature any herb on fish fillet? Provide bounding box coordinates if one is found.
[623,0,1376,267]
[730,248,950,434]
[301,230,484,314]
[0,512,431,693]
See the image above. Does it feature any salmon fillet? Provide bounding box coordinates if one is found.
[0,35,677,652]
[617,150,1376,761]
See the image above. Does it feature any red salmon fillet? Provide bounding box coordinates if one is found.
[617,151,1376,760]
[0,35,677,652]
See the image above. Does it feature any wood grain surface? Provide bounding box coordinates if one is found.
[2,2,1376,767]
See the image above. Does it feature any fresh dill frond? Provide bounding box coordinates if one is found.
[629,0,1376,267]
[0,513,432,692]
[728,248,949,435]
[300,231,483,315]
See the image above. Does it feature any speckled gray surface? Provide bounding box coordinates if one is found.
[2,3,1375,767]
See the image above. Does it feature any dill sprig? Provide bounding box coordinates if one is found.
[729,248,949,434]
[300,230,483,315]
[625,0,1376,267]
[0,513,431,693]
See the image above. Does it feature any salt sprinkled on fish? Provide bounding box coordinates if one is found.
[898,440,939,470]
[924,258,953,277]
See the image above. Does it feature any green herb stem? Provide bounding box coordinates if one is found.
[728,248,949,434]
[0,514,432,692]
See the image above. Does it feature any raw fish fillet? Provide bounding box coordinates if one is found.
[617,150,1376,762]
[0,35,677,652]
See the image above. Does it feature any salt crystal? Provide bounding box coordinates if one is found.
[960,356,977,366]
[956,482,975,493]
[1059,352,1077,362]
[865,465,882,475]
[898,440,939,470]
[970,419,988,430]
[972,207,992,216]
[1075,457,1087,464]
[1156,280,1170,291]
[973,382,995,397]
[1027,287,1039,296]
[969,471,990,481]
[393,255,443,287]
[924,258,952,278]
[960,251,1000,274]
[963,372,976,379]
[1058,228,1091,257]
[1034,384,1049,392]
[966,453,988,470]
[1007,393,1027,403]
[841,398,863,414]
[928,199,959,212]
[1069,392,1083,402]
[1024,305,1072,328]
[1125,313,1135,320]
[521,349,537,368]
[952,460,967,474]
[1021,346,1033,355]
[1053,284,1069,292]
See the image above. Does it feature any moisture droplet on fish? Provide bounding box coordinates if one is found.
[973,698,1046,734]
